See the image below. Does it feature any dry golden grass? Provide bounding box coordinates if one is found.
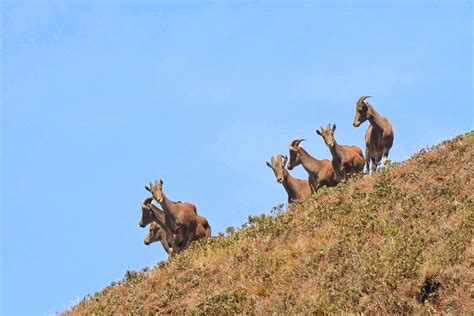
[63,131,474,315]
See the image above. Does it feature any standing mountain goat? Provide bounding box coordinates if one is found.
[145,180,198,254]
[287,139,339,192]
[353,96,394,174]
[139,196,211,257]
[317,124,365,180]
[266,154,311,203]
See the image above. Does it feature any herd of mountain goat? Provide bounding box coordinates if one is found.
[138,96,394,259]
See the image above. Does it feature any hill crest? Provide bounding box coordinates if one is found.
[63,132,473,314]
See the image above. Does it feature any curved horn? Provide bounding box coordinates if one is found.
[289,139,306,149]
[142,197,153,208]
[296,139,306,147]
[142,197,153,206]
[270,156,275,164]
[357,96,371,105]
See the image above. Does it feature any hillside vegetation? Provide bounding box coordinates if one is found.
[64,132,473,314]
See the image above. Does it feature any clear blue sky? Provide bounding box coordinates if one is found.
[1,1,472,314]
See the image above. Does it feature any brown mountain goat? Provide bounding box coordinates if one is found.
[145,180,198,254]
[317,124,365,180]
[139,197,211,257]
[287,139,339,192]
[266,154,311,203]
[353,96,394,174]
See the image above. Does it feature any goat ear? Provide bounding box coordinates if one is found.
[316,129,322,136]
[159,179,164,186]
[332,124,336,132]
[145,185,151,192]
[266,161,272,168]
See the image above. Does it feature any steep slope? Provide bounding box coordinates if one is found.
[63,132,473,314]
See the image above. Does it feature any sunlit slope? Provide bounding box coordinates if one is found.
[63,132,473,314]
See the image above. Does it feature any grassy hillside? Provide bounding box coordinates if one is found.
[63,132,473,315]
